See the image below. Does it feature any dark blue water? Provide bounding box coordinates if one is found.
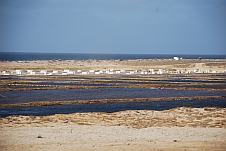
[1,52,225,61]
[0,98,225,118]
[0,88,225,104]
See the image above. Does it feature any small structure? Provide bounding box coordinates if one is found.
[121,69,125,72]
[129,71,135,74]
[108,71,114,75]
[2,71,10,75]
[173,57,179,61]
[63,69,70,73]
[149,69,155,74]
[81,72,88,75]
[27,70,33,73]
[141,71,148,74]
[27,70,36,75]
[68,71,74,75]
[29,71,36,75]
[115,71,121,74]
[157,69,163,74]
[52,70,59,74]
[15,70,22,75]
[95,72,100,74]
[40,70,47,75]
[89,70,95,74]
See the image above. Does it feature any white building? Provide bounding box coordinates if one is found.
[173,57,179,61]
[115,71,121,74]
[81,72,88,75]
[129,71,135,74]
[157,69,163,74]
[52,70,59,74]
[2,71,10,75]
[40,70,47,74]
[63,69,70,73]
[89,70,95,74]
[27,70,33,73]
[15,70,22,74]
[95,72,100,74]
[29,71,36,75]
[149,69,155,74]
[108,72,114,75]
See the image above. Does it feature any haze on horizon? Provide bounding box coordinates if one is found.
[0,0,225,55]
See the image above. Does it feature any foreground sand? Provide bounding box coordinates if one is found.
[1,125,225,151]
[1,107,226,151]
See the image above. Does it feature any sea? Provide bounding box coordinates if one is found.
[0,52,225,61]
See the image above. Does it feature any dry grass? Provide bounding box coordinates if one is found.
[1,107,225,128]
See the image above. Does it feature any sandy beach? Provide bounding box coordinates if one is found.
[1,125,226,151]
[1,107,226,151]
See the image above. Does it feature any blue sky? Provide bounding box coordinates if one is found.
[0,0,225,54]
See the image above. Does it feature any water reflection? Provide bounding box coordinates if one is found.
[0,98,225,118]
[0,88,225,104]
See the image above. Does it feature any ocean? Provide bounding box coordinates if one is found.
[0,52,225,61]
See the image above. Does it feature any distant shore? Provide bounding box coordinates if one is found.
[0,59,225,75]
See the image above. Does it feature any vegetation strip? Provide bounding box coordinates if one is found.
[1,107,226,128]
[0,95,225,108]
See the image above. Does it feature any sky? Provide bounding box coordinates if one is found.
[0,0,226,54]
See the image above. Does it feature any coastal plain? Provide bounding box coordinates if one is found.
[0,58,225,72]
[0,59,226,151]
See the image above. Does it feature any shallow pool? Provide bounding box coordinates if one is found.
[0,88,225,104]
[0,98,225,117]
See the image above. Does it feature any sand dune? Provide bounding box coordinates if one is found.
[1,107,225,151]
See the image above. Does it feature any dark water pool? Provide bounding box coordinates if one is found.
[0,88,225,104]
[0,98,225,118]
